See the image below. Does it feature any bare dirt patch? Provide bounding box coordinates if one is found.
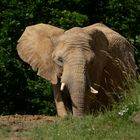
[0,115,57,140]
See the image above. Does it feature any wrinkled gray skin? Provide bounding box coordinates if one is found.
[17,23,136,117]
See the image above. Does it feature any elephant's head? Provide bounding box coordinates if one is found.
[17,23,109,116]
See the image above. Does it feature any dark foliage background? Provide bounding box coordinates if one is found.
[0,0,140,115]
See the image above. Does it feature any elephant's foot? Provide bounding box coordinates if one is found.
[56,101,68,117]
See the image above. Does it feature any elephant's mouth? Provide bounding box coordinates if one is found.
[60,77,98,94]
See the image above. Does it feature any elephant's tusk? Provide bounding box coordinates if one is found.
[60,83,65,91]
[90,86,98,94]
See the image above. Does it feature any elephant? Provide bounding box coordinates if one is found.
[17,23,136,117]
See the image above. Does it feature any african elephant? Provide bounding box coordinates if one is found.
[17,23,136,117]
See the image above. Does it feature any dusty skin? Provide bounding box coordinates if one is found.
[0,115,57,140]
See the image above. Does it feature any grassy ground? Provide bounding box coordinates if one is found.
[0,83,140,140]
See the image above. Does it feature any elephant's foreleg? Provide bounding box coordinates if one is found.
[52,84,67,117]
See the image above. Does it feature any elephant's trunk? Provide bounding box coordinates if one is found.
[70,72,86,116]
[60,49,97,116]
[61,59,87,116]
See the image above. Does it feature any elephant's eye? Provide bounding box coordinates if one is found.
[55,57,64,66]
[58,57,63,63]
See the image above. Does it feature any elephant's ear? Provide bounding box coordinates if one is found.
[17,23,64,84]
[83,25,109,53]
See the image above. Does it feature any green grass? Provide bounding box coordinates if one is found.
[1,83,140,140]
[23,116,140,140]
